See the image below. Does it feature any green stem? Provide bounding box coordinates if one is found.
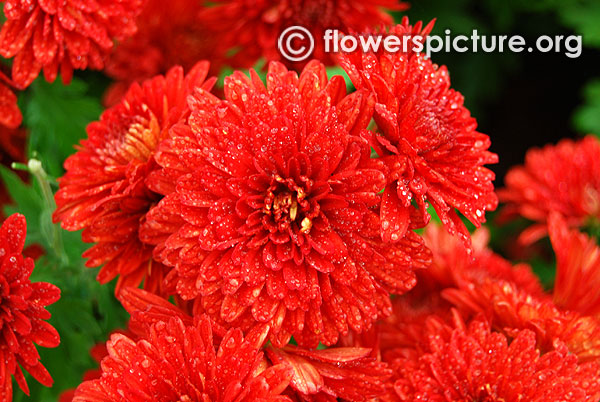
[24,159,66,263]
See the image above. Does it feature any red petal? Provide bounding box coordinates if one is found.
[381,186,410,243]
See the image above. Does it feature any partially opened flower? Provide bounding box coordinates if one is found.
[104,0,227,106]
[499,136,600,244]
[266,345,391,401]
[142,60,431,347]
[0,214,61,399]
[443,279,600,362]
[549,212,600,317]
[340,18,498,250]
[376,217,600,364]
[199,0,406,70]
[0,0,145,88]
[390,316,600,401]
[373,222,543,362]
[53,62,216,294]
[73,288,293,402]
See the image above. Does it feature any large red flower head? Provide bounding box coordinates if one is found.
[340,18,498,250]
[0,0,145,89]
[73,289,293,402]
[499,135,600,244]
[0,214,61,399]
[53,62,215,294]
[549,212,600,317]
[104,0,227,106]
[142,60,431,348]
[199,0,406,70]
[390,316,600,401]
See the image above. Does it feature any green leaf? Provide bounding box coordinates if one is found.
[558,0,600,47]
[573,79,600,136]
[22,76,103,178]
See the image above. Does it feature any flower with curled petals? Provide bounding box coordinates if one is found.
[266,344,391,401]
[443,279,600,362]
[0,214,61,400]
[339,18,498,249]
[499,136,600,244]
[371,224,544,364]
[549,212,600,317]
[0,0,145,89]
[442,212,600,362]
[53,62,216,294]
[199,0,407,70]
[73,288,293,402]
[142,60,431,348]
[390,316,600,401]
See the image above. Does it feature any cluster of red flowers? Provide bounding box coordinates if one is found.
[0,0,599,400]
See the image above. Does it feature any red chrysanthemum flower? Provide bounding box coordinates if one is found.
[339,19,498,249]
[549,212,600,317]
[74,288,293,402]
[443,210,600,362]
[266,345,392,401]
[199,0,407,70]
[53,62,215,294]
[371,222,544,362]
[0,0,145,89]
[375,223,549,364]
[103,0,227,106]
[0,214,61,400]
[142,60,431,347]
[499,135,600,244]
[390,316,600,401]
[443,278,600,362]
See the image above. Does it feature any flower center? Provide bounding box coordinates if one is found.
[264,175,313,233]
